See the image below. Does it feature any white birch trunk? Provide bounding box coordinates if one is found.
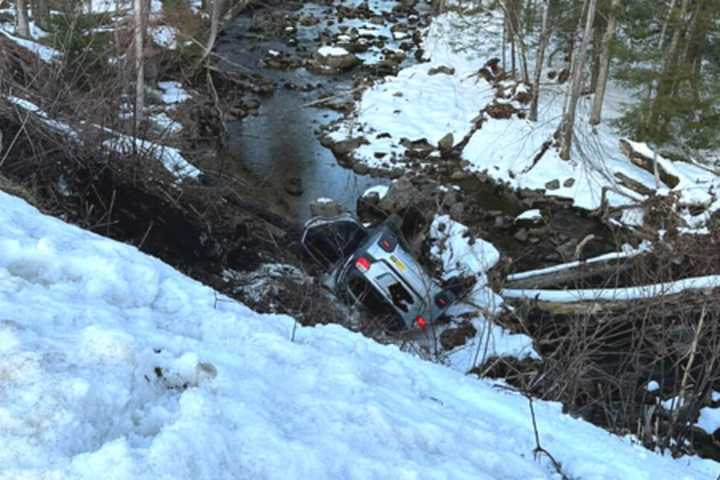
[529,0,550,122]
[559,0,597,161]
[16,0,30,37]
[590,0,621,125]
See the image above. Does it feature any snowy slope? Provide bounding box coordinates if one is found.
[0,190,718,479]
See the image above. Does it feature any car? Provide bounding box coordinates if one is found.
[301,213,456,331]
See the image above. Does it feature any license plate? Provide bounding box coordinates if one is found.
[390,255,406,272]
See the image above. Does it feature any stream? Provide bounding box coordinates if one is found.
[214,2,401,220]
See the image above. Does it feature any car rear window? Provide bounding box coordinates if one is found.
[347,273,395,317]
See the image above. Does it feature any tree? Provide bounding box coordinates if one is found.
[559,0,597,161]
[31,0,50,31]
[16,0,30,37]
[590,0,622,125]
[502,0,530,83]
[134,0,145,130]
[530,0,551,122]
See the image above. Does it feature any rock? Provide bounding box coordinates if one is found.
[556,239,577,260]
[557,68,570,84]
[357,192,381,223]
[312,46,361,74]
[563,177,576,188]
[378,176,422,213]
[514,228,529,242]
[513,83,532,104]
[544,179,561,191]
[450,169,469,181]
[284,178,303,196]
[352,162,370,175]
[401,138,434,159]
[440,322,477,351]
[438,133,454,154]
[310,198,345,217]
[428,65,455,76]
[485,101,518,119]
[323,136,368,158]
[449,202,464,218]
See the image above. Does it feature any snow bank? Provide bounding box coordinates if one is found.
[429,215,537,368]
[328,10,720,223]
[1,192,718,478]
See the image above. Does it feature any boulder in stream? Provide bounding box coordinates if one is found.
[311,46,362,74]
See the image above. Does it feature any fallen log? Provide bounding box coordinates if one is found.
[502,274,720,316]
[505,251,642,289]
[619,139,679,189]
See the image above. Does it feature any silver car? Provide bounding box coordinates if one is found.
[302,214,456,331]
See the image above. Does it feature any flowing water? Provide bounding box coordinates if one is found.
[215,5,390,220]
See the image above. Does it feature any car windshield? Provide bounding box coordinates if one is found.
[304,219,368,268]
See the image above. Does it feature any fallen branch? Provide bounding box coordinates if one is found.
[505,250,642,290]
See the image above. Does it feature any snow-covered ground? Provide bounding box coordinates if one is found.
[2,188,720,478]
[327,10,720,227]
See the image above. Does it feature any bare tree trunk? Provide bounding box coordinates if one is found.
[196,0,224,67]
[502,12,507,70]
[503,0,530,83]
[530,0,550,122]
[134,0,145,130]
[16,0,30,37]
[31,0,50,31]
[659,0,678,51]
[590,0,621,125]
[559,0,597,161]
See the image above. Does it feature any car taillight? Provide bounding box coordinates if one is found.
[377,233,397,252]
[355,256,371,272]
[435,293,448,308]
[416,316,427,329]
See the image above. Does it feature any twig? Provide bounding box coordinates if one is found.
[527,395,570,480]
[302,87,364,108]
[137,220,154,249]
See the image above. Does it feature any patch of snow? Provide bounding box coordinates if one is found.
[7,96,197,180]
[697,408,720,435]
[428,215,537,369]
[149,25,177,50]
[103,135,200,179]
[158,81,191,105]
[149,112,183,134]
[318,45,350,57]
[515,209,542,222]
[362,184,389,199]
[0,29,60,62]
